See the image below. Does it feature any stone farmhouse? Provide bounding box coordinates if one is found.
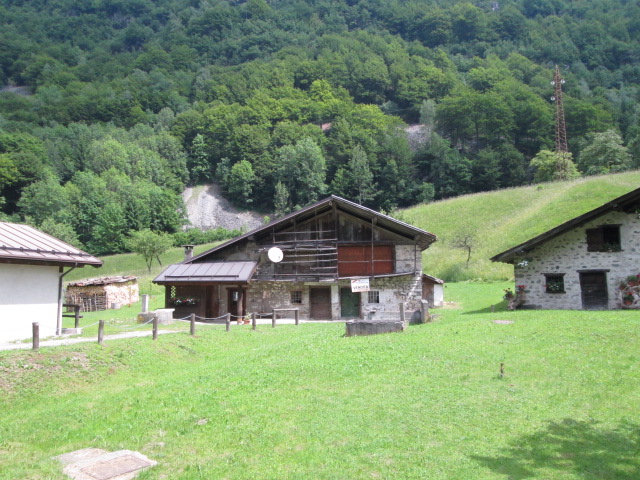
[491,186,640,310]
[154,196,438,321]
[0,222,102,343]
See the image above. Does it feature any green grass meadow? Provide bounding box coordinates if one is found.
[2,282,639,479]
[405,170,640,282]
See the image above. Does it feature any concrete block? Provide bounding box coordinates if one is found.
[137,312,155,324]
[154,308,175,325]
[345,320,405,337]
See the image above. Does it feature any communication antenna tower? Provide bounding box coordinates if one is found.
[551,65,568,153]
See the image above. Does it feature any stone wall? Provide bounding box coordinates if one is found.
[245,273,423,320]
[512,211,640,310]
[246,281,309,317]
[66,281,139,311]
[362,274,423,320]
[395,244,421,273]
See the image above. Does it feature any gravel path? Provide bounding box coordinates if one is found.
[0,330,177,351]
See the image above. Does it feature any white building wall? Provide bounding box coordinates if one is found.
[433,284,444,307]
[0,264,60,343]
[513,211,640,310]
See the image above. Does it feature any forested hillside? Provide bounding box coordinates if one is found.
[1,0,639,255]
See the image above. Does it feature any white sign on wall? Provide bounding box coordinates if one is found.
[351,278,370,292]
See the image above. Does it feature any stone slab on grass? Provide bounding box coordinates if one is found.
[345,320,405,337]
[56,448,157,480]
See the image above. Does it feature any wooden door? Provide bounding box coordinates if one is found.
[206,285,220,319]
[310,287,332,319]
[580,272,608,310]
[340,287,360,318]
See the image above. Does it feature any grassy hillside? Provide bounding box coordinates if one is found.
[2,283,639,479]
[404,171,640,282]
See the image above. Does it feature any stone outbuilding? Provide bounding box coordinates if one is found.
[491,186,640,310]
[154,196,439,321]
[66,276,139,311]
[0,222,102,343]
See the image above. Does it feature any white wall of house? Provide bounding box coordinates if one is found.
[433,284,444,307]
[513,211,640,310]
[0,264,60,343]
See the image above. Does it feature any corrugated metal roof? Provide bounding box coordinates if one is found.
[0,222,102,267]
[68,275,137,287]
[154,261,257,284]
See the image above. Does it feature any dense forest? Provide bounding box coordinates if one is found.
[1,0,639,255]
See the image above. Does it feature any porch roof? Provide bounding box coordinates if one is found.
[153,261,257,284]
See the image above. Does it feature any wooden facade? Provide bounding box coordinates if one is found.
[154,196,438,321]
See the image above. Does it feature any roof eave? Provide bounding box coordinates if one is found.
[491,186,640,264]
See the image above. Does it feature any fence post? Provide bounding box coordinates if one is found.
[252,312,256,330]
[272,309,276,328]
[399,302,405,325]
[152,316,158,340]
[98,320,104,345]
[32,322,39,351]
[295,309,299,326]
[74,305,80,329]
[190,313,196,336]
[226,313,231,332]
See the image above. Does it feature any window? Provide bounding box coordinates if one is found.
[291,291,302,304]
[544,274,565,293]
[367,291,380,303]
[586,225,621,252]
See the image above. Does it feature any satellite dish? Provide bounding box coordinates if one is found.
[268,247,283,263]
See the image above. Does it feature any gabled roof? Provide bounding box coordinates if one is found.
[188,195,436,263]
[491,186,640,264]
[0,222,102,267]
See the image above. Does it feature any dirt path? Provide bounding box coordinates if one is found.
[0,330,177,351]
[182,183,264,231]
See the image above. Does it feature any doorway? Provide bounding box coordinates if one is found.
[579,271,608,310]
[340,287,360,318]
[310,287,332,319]
[227,288,246,317]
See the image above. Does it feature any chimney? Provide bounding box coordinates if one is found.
[182,245,195,261]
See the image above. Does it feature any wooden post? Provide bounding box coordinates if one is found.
[152,316,158,340]
[32,322,39,351]
[226,313,231,332]
[74,305,80,328]
[272,309,276,328]
[252,312,256,330]
[294,309,299,326]
[190,313,196,336]
[399,302,405,324]
[420,300,430,324]
[490,304,495,313]
[98,320,104,345]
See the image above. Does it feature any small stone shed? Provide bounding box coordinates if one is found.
[491,186,640,310]
[66,276,139,311]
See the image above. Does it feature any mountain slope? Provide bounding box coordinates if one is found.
[403,171,640,281]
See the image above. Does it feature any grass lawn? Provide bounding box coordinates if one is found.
[1,282,639,479]
[403,170,640,282]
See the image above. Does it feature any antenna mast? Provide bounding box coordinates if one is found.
[551,65,568,153]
